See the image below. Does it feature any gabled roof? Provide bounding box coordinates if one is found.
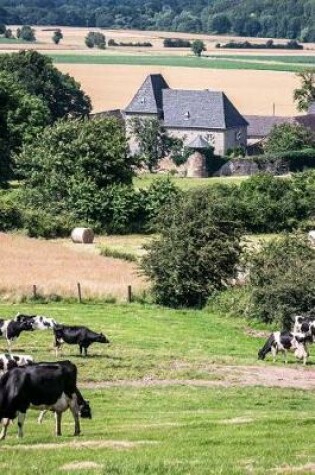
[124,74,169,114]
[162,89,248,129]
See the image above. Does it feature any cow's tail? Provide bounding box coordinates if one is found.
[258,333,275,360]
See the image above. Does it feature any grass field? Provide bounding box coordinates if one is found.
[0,302,315,474]
[134,174,247,190]
[49,53,314,73]
[210,54,315,65]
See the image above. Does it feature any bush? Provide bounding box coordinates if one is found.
[247,233,315,328]
[141,189,242,308]
[0,195,22,231]
[163,38,191,47]
[23,209,75,238]
[265,124,315,154]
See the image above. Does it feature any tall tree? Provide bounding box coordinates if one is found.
[191,39,206,57]
[0,51,91,122]
[0,71,49,185]
[294,70,315,112]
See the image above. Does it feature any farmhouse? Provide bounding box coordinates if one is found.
[245,102,315,144]
[124,74,248,156]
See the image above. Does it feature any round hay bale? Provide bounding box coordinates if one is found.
[71,227,94,244]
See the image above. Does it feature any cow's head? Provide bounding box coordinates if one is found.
[19,321,34,332]
[15,313,36,324]
[98,333,110,344]
[257,349,265,360]
[79,400,92,419]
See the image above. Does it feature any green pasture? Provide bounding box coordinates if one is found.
[208,54,315,66]
[0,302,262,381]
[49,53,314,72]
[0,302,314,474]
[1,385,315,475]
[134,174,247,190]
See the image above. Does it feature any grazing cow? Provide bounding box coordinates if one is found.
[258,331,310,365]
[0,360,91,440]
[0,319,33,351]
[15,313,57,330]
[0,353,33,372]
[54,325,110,356]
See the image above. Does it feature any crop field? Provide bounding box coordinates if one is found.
[0,302,315,474]
[1,26,314,115]
[0,233,146,302]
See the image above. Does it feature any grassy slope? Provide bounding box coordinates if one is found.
[49,53,314,72]
[0,303,313,474]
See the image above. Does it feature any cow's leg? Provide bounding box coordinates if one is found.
[283,350,288,364]
[6,338,12,353]
[17,412,26,438]
[55,412,62,436]
[38,410,46,424]
[271,346,277,362]
[69,395,81,436]
[0,418,10,440]
[84,347,88,357]
[79,345,83,356]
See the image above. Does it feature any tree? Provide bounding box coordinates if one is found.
[18,25,36,41]
[191,39,206,57]
[85,31,106,49]
[0,51,91,122]
[141,189,242,308]
[294,70,315,112]
[211,14,231,34]
[17,118,135,225]
[52,29,63,44]
[247,234,315,328]
[0,71,49,185]
[129,117,184,172]
[264,123,315,153]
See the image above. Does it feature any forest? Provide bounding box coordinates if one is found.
[0,0,314,41]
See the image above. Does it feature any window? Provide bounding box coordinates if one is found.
[184,111,190,119]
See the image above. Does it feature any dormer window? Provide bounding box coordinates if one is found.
[140,97,146,104]
[184,111,190,119]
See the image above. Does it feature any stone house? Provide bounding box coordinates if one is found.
[124,73,248,156]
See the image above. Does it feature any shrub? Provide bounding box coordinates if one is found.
[141,189,242,308]
[23,209,75,239]
[247,233,315,328]
[0,195,22,231]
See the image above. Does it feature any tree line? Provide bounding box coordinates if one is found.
[0,0,314,41]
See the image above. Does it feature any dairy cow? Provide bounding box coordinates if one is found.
[0,360,91,439]
[54,325,110,356]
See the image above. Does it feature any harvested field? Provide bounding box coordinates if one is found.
[0,233,147,301]
[58,63,303,115]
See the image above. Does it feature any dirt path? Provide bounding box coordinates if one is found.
[83,365,315,390]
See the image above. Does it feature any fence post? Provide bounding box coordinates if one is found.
[77,282,82,303]
[32,284,37,300]
[127,285,132,303]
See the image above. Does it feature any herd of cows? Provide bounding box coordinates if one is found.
[258,314,315,365]
[0,310,314,441]
[0,313,110,440]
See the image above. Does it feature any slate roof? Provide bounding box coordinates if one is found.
[245,114,315,138]
[124,74,169,115]
[163,89,248,129]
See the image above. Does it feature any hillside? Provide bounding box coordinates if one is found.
[0,0,314,41]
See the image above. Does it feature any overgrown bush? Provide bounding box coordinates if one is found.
[23,209,75,238]
[247,233,315,328]
[141,189,242,308]
[0,194,22,231]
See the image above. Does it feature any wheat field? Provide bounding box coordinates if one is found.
[0,233,147,301]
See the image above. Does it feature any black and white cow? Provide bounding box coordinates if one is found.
[0,319,34,351]
[0,360,91,439]
[15,313,58,330]
[293,315,315,339]
[0,353,33,372]
[54,325,110,356]
[258,331,310,364]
